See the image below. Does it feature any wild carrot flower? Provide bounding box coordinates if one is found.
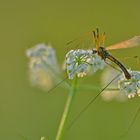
[101,68,140,100]
[65,49,106,79]
[118,70,140,98]
[26,43,60,91]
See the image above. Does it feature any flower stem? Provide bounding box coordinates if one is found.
[55,76,78,140]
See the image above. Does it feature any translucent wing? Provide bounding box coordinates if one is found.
[106,36,140,50]
[66,31,95,51]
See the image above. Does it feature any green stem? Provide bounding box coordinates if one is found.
[55,76,78,140]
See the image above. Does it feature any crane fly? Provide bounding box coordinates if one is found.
[67,28,140,79]
[45,29,140,134]
[92,28,132,79]
[65,28,140,129]
[49,28,140,93]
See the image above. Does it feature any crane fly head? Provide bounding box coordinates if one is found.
[92,28,106,51]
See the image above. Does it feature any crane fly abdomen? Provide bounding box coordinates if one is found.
[93,47,131,79]
[107,54,131,79]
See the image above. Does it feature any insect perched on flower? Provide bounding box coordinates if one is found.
[64,28,140,129]
[66,28,140,80]
[64,49,106,79]
[26,29,140,140]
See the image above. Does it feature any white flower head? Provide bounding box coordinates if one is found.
[26,43,58,67]
[90,53,106,73]
[101,68,140,100]
[65,49,90,79]
[26,43,60,91]
[65,49,106,79]
[118,70,140,98]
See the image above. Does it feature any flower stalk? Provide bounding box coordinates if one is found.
[55,76,78,140]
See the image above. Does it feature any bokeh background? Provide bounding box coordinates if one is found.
[0,0,140,140]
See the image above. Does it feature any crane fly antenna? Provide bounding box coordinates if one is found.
[68,73,121,129]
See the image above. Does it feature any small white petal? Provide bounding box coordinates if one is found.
[128,93,135,99]
[77,72,87,78]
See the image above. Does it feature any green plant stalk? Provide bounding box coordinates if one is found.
[55,76,78,140]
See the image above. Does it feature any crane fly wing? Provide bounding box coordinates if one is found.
[66,31,95,51]
[106,36,140,51]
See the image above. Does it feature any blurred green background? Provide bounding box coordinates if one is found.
[0,0,140,140]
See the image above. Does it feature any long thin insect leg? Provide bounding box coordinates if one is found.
[105,60,122,72]
[121,55,140,137]
[119,107,140,138]
[114,55,140,71]
[121,55,140,70]
[119,56,138,60]
[136,56,140,69]
[127,107,140,133]
[47,61,82,94]
[66,31,92,51]
[68,73,121,129]
[117,55,140,73]
[47,76,69,94]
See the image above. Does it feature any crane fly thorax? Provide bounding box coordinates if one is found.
[97,47,109,60]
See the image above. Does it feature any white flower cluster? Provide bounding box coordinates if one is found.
[26,43,60,91]
[101,68,140,100]
[26,43,59,69]
[26,44,140,99]
[118,70,140,98]
[65,49,106,79]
